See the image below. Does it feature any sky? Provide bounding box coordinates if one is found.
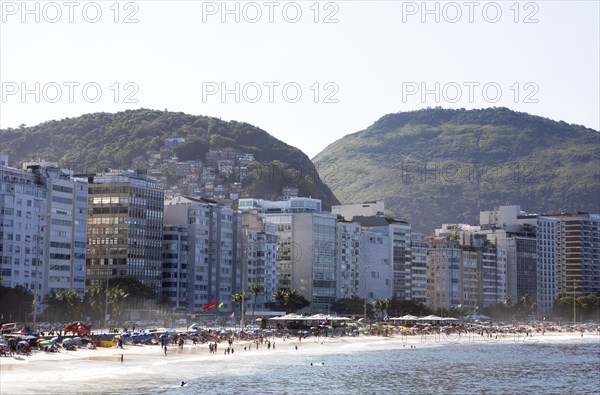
[1,0,599,158]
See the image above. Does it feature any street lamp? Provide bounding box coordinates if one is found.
[32,210,47,332]
[362,263,370,322]
[572,282,578,324]
[104,242,111,331]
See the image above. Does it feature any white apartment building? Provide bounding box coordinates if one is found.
[0,159,48,315]
[239,197,337,313]
[242,212,278,314]
[164,196,241,313]
[1,156,88,315]
[359,229,392,303]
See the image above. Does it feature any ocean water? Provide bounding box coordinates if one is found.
[144,339,600,395]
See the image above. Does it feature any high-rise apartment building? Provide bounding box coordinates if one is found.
[164,196,241,313]
[337,221,361,300]
[0,157,48,315]
[162,224,190,311]
[537,212,600,314]
[359,229,392,302]
[242,212,278,314]
[1,156,88,317]
[410,233,428,304]
[426,239,462,311]
[239,197,337,313]
[86,171,164,295]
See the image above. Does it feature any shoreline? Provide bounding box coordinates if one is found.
[1,332,598,394]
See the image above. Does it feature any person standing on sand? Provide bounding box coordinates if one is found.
[120,354,123,363]
[164,345,167,356]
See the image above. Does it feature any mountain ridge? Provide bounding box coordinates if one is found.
[0,108,340,209]
[314,107,599,232]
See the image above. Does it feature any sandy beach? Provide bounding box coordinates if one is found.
[1,331,598,394]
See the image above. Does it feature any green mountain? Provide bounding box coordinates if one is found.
[313,107,600,232]
[0,109,339,208]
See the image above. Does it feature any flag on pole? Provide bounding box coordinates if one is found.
[203,300,215,311]
[218,302,224,309]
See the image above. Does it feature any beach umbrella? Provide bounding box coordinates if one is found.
[18,341,29,346]
[62,339,74,345]
[179,332,188,337]
[39,340,53,347]
[190,333,199,337]
[73,337,83,342]
[51,337,59,342]
[159,334,168,340]
[37,339,46,343]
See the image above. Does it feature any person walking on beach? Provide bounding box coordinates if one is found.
[164,345,168,356]
[120,354,123,363]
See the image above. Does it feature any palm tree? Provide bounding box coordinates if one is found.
[43,290,82,322]
[519,294,531,318]
[248,283,264,317]
[62,290,83,322]
[83,285,105,323]
[273,288,310,313]
[373,298,390,320]
[108,286,129,327]
[231,291,249,321]
[273,288,288,310]
[43,291,66,322]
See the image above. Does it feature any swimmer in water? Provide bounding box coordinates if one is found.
[181,381,186,387]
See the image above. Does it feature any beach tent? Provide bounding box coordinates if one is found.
[418,315,445,321]
[467,314,491,321]
[389,315,419,321]
[418,315,458,322]
[0,323,17,333]
[269,313,306,321]
[64,322,91,336]
[17,324,36,335]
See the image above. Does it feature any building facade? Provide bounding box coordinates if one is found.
[242,211,278,314]
[537,213,600,314]
[86,171,164,296]
[164,196,241,313]
[410,233,428,304]
[0,158,48,315]
[162,224,190,311]
[239,197,337,313]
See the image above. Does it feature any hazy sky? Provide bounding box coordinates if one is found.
[1,1,598,158]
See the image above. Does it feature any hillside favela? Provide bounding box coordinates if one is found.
[0,107,599,393]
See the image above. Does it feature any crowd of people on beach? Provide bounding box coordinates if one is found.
[1,319,599,362]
